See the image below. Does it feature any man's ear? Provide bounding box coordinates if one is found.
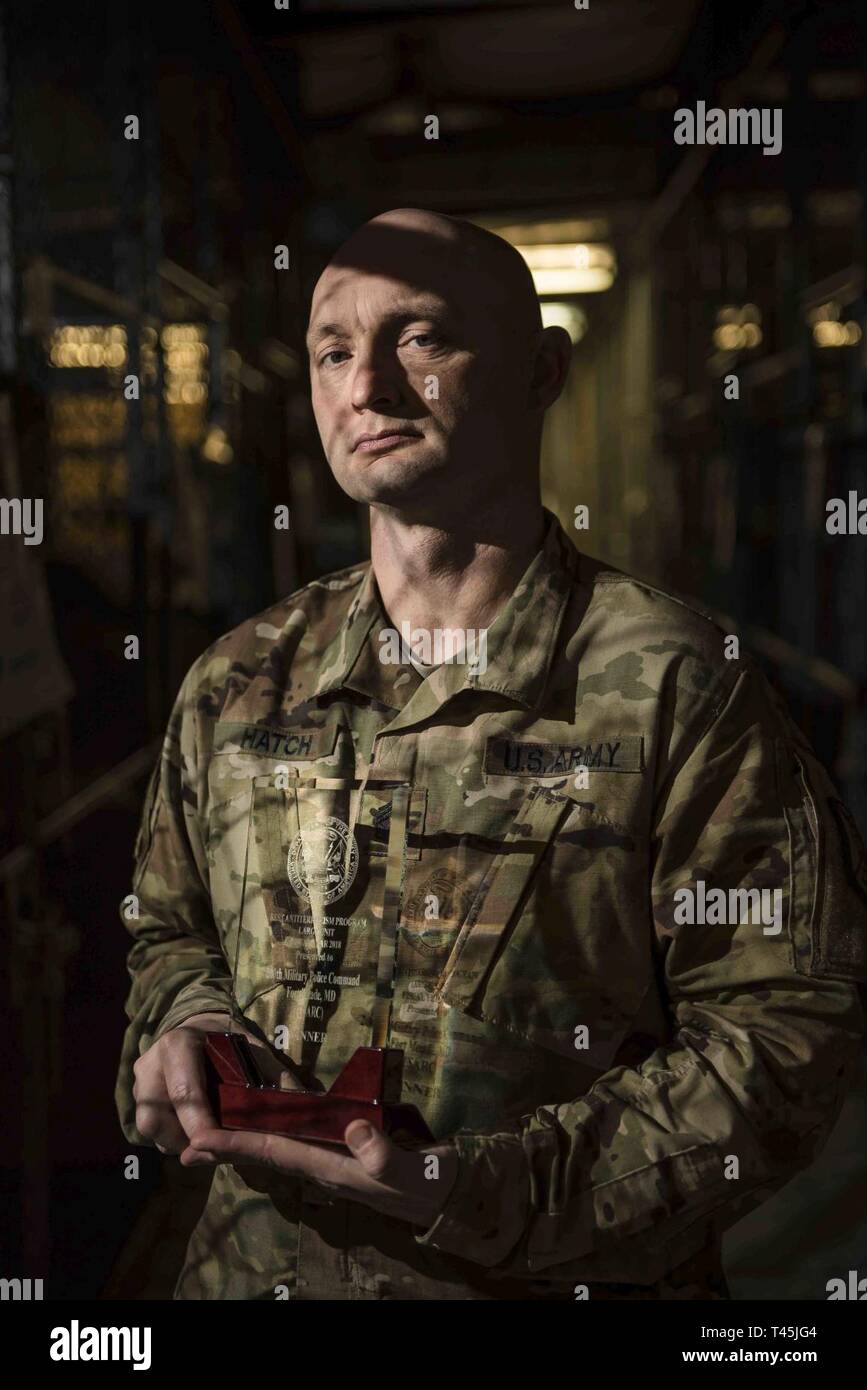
[529,325,573,411]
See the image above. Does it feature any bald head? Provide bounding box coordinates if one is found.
[314,208,543,341]
[306,206,571,526]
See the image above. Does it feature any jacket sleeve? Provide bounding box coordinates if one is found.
[416,659,867,1280]
[115,665,243,1145]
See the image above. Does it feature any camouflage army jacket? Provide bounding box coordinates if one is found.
[116,508,867,1300]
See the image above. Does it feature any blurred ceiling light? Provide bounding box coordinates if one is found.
[201,425,234,466]
[47,324,127,368]
[364,101,498,135]
[748,200,791,230]
[516,243,616,295]
[712,304,763,351]
[487,217,610,244]
[719,196,790,231]
[813,321,862,347]
[162,323,208,405]
[540,301,587,344]
[807,302,862,347]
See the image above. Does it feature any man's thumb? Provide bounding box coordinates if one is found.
[345,1121,392,1178]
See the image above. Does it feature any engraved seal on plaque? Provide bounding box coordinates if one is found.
[287,816,359,905]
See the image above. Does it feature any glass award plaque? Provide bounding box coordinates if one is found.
[204,777,434,1149]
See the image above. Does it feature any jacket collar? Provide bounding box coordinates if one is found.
[311,507,578,720]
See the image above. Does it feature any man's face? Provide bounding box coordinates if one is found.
[307,250,535,517]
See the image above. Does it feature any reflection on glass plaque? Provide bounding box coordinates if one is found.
[206,776,433,1149]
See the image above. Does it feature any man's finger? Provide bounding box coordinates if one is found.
[186,1125,311,1170]
[179,1147,220,1166]
[161,1035,217,1142]
[134,1073,191,1152]
[183,1123,419,1206]
[185,1126,360,1189]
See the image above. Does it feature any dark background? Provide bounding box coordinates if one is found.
[1,0,865,1299]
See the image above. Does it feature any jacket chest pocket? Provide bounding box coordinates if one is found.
[435,787,650,1074]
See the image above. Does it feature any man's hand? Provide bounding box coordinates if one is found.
[133,1012,301,1155]
[178,1121,460,1230]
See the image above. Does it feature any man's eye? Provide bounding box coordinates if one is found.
[403,333,442,349]
[320,349,349,367]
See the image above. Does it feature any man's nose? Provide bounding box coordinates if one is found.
[350,349,403,412]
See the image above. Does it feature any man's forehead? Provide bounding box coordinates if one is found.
[307,267,453,337]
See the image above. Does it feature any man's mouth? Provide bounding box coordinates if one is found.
[353,429,422,454]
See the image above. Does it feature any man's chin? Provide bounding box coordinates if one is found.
[333,454,444,506]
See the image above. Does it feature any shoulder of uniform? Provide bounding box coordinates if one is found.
[180,560,370,706]
[214,560,367,654]
[586,564,732,655]
[572,557,748,721]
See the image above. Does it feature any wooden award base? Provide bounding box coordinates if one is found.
[203,1033,434,1149]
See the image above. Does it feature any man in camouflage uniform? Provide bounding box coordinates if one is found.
[117,209,867,1300]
